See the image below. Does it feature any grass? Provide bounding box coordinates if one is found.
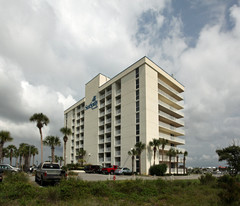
[0,173,239,206]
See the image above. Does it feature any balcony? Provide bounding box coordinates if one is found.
[105,128,111,133]
[159,121,185,136]
[105,157,111,162]
[105,147,111,152]
[158,89,183,110]
[164,145,185,153]
[99,158,104,162]
[115,140,121,145]
[106,109,112,115]
[115,151,121,156]
[106,99,112,105]
[106,90,112,96]
[99,148,104,153]
[99,111,105,117]
[159,101,184,118]
[106,137,111,142]
[100,103,105,108]
[115,119,121,125]
[116,99,121,105]
[99,138,104,143]
[106,118,111,124]
[159,133,185,145]
[99,94,105,99]
[158,79,183,100]
[115,130,121,135]
[116,89,121,96]
[99,130,104,135]
[116,109,121,115]
[99,120,104,126]
[159,111,184,127]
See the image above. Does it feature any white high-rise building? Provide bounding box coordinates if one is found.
[64,57,185,174]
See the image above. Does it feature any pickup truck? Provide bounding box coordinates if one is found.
[102,165,119,174]
[35,162,66,186]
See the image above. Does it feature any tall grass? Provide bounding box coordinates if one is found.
[0,173,239,206]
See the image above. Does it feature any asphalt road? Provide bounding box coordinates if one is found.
[28,172,207,186]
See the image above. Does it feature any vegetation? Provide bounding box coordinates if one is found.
[76,148,86,166]
[0,172,239,206]
[60,127,71,166]
[135,141,146,174]
[128,148,137,173]
[43,136,61,163]
[149,164,167,176]
[149,138,160,165]
[159,138,168,163]
[166,148,177,175]
[0,130,13,163]
[216,143,240,176]
[29,113,49,164]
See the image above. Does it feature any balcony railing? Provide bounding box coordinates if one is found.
[105,157,111,162]
[100,94,105,99]
[116,89,121,95]
[115,119,121,125]
[158,79,183,99]
[105,128,111,133]
[116,109,121,115]
[106,109,112,114]
[106,100,112,105]
[116,99,121,105]
[159,111,184,126]
[99,148,104,153]
[100,103,105,108]
[105,147,111,152]
[106,137,111,142]
[99,138,104,143]
[115,130,121,135]
[164,145,185,153]
[159,133,185,145]
[106,90,112,96]
[99,158,104,162]
[158,101,184,117]
[159,121,185,135]
[106,118,111,123]
[158,90,184,107]
[115,140,121,145]
[115,151,121,156]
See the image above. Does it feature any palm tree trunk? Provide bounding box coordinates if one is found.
[16,156,19,167]
[10,152,13,166]
[0,143,3,163]
[139,155,141,175]
[39,128,43,163]
[153,147,156,165]
[169,156,172,175]
[132,155,134,173]
[183,157,186,175]
[64,141,66,166]
[32,155,35,166]
[52,147,55,163]
[177,156,179,175]
[162,146,164,163]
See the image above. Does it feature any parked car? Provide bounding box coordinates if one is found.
[29,165,37,173]
[0,169,3,182]
[114,167,132,175]
[102,165,119,174]
[0,163,20,173]
[35,162,66,186]
[84,165,102,173]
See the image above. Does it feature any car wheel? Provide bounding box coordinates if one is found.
[40,177,45,186]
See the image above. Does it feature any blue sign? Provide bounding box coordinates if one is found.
[85,96,98,110]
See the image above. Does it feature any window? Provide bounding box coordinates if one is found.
[136,101,139,112]
[136,90,139,100]
[136,136,140,143]
[135,68,139,78]
[136,113,139,123]
[136,79,139,89]
[136,124,140,135]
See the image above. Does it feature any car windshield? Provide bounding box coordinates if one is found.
[43,164,60,169]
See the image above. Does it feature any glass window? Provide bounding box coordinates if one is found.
[136,101,139,112]
[136,68,139,78]
[136,90,139,100]
[136,79,139,89]
[136,124,139,135]
[136,136,140,143]
[136,113,139,123]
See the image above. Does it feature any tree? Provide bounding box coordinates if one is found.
[31,146,39,166]
[128,148,137,173]
[167,148,176,175]
[2,147,9,163]
[159,138,168,163]
[0,130,13,163]
[183,151,188,175]
[76,148,86,166]
[176,150,182,175]
[43,136,61,163]
[59,156,64,166]
[60,127,71,166]
[7,145,17,166]
[135,141,146,175]
[216,144,240,176]
[14,148,20,167]
[29,113,49,163]
[149,138,160,165]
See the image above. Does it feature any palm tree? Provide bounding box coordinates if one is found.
[176,150,182,175]
[128,148,137,173]
[149,138,160,165]
[29,113,49,163]
[2,147,9,163]
[76,148,86,166]
[54,155,59,163]
[135,141,146,175]
[14,148,20,167]
[159,138,168,163]
[0,130,13,163]
[31,146,39,166]
[19,143,28,168]
[7,145,17,166]
[183,151,188,175]
[166,148,176,175]
[59,156,64,166]
[60,127,71,166]
[43,136,61,163]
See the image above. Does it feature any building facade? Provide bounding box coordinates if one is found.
[64,57,185,174]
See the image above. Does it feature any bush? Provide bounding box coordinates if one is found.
[199,173,216,185]
[149,164,167,176]
[218,175,240,205]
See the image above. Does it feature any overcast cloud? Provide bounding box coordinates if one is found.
[0,0,239,167]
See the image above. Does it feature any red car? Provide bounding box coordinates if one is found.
[102,165,119,174]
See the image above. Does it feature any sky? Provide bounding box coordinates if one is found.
[0,0,240,167]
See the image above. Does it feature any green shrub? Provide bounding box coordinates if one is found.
[199,173,216,185]
[218,175,240,205]
[149,164,167,176]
